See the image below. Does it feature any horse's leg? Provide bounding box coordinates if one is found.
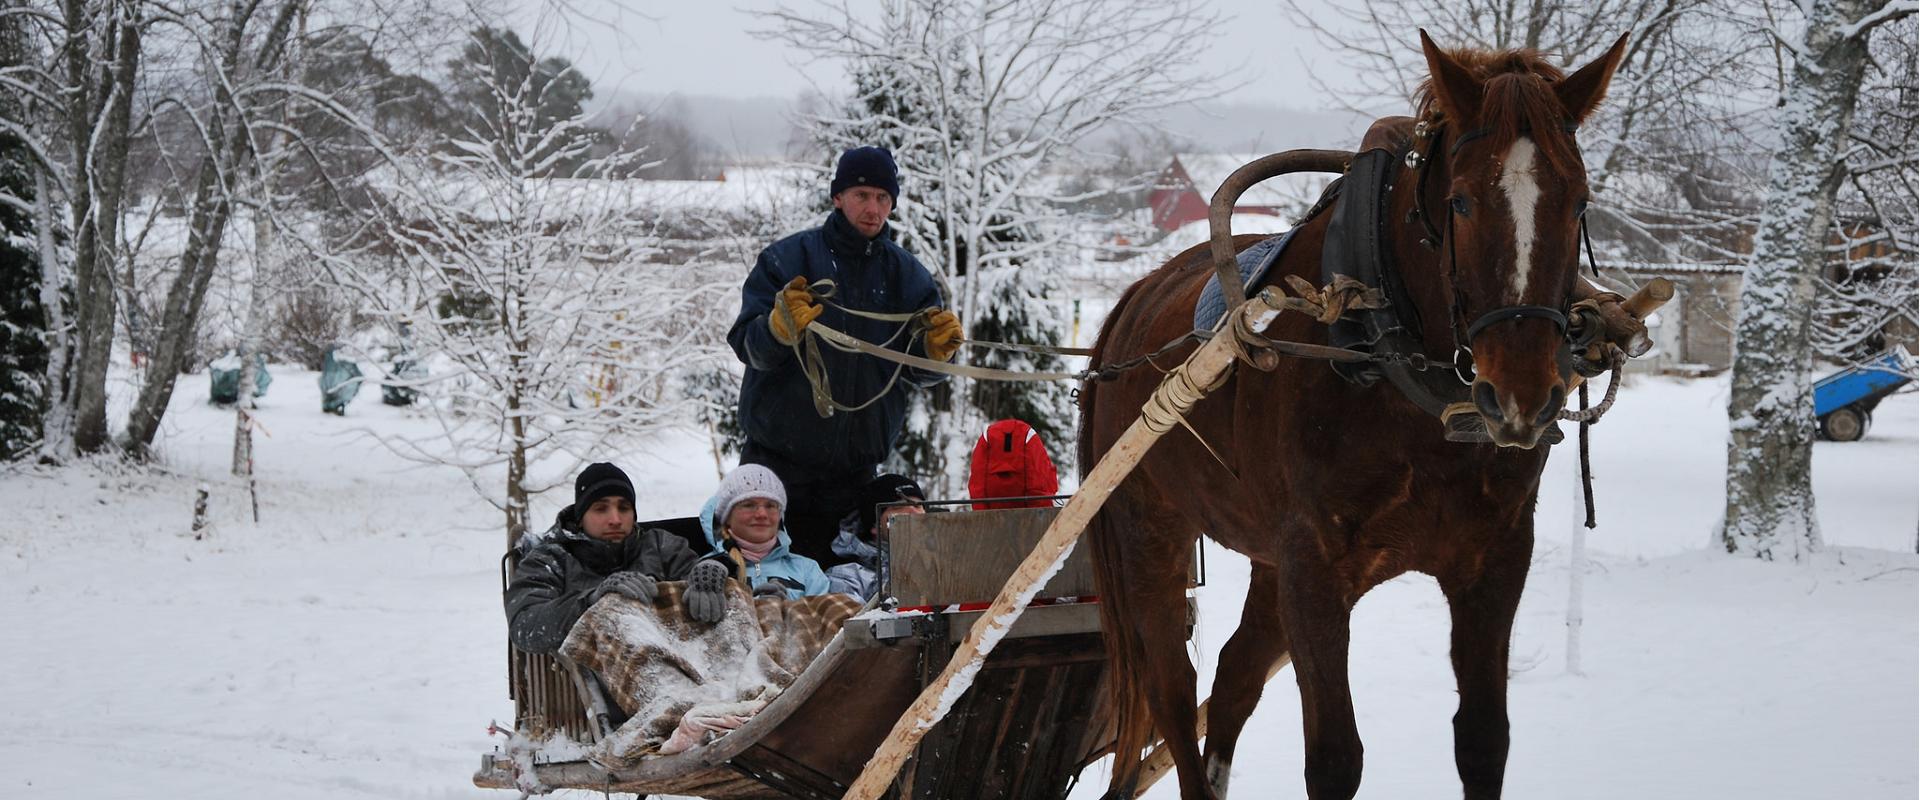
[1278,553,1363,799]
[1440,531,1532,800]
[1201,561,1289,799]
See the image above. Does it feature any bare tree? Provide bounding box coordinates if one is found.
[5,0,465,460]
[117,0,311,454]
[1812,16,1917,361]
[1723,0,1915,560]
[759,0,1220,494]
[310,30,735,545]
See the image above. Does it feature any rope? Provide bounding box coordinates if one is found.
[1559,349,1623,423]
[804,322,1085,382]
[963,339,1096,357]
[1138,359,1230,435]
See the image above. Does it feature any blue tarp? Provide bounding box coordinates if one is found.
[209,354,272,404]
[320,348,364,415]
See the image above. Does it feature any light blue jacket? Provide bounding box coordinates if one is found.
[699,496,832,599]
[824,524,879,601]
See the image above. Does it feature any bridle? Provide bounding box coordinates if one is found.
[1405,118,1584,380]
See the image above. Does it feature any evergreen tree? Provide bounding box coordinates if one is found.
[0,136,50,461]
[0,15,50,460]
[812,36,1074,494]
[445,27,600,177]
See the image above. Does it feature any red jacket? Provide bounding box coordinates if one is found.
[969,419,1059,510]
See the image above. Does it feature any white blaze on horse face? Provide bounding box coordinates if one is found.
[1499,137,1541,300]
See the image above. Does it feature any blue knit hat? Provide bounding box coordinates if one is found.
[830,146,900,201]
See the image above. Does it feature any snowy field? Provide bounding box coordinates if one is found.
[1,366,1914,799]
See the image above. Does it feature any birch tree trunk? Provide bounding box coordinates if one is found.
[34,165,74,461]
[1721,0,1907,560]
[233,188,273,478]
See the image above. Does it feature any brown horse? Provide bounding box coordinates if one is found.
[1080,32,1631,800]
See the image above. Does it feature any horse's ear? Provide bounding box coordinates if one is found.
[1420,29,1482,123]
[1556,32,1631,124]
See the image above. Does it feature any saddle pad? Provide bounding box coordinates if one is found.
[1193,228,1298,333]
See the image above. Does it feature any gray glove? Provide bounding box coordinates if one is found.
[588,572,657,605]
[753,577,802,599]
[685,560,730,624]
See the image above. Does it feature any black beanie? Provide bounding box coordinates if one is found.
[574,462,635,512]
[859,473,926,538]
[830,146,900,201]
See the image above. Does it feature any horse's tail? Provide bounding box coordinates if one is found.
[1088,493,1156,798]
[1079,279,1157,798]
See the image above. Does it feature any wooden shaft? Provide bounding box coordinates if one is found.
[841,298,1284,800]
[1134,653,1294,791]
[1621,277,1674,318]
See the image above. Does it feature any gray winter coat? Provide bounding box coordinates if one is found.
[504,508,723,654]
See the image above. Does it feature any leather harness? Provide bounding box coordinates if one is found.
[1313,120,1583,443]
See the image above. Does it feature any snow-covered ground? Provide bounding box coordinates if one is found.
[2,366,1914,799]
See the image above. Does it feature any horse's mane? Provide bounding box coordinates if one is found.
[1415,47,1581,174]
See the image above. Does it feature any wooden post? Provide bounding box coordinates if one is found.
[191,484,211,540]
[1565,465,1588,677]
[840,293,1286,800]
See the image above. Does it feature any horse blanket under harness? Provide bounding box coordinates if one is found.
[560,582,863,769]
[1192,228,1300,334]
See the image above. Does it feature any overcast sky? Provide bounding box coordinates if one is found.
[507,0,1355,110]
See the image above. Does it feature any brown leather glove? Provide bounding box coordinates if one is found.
[768,276,822,346]
[922,308,962,362]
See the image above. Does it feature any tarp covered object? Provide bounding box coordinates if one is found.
[560,582,862,770]
[319,349,363,415]
[381,358,426,406]
[209,354,272,404]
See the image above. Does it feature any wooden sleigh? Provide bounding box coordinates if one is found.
[475,505,1199,799]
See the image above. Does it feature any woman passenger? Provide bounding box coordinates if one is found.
[699,464,831,599]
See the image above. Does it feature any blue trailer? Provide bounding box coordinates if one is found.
[1813,345,1915,442]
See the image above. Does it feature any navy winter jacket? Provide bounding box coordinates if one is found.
[727,210,947,482]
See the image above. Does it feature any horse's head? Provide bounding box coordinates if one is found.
[1416,31,1629,448]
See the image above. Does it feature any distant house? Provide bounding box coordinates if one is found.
[1147,153,1330,232]
[1602,255,1915,376]
[1598,262,1745,373]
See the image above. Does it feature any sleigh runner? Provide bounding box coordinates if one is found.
[476,506,1199,799]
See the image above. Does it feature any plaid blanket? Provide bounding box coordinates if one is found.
[560,581,863,770]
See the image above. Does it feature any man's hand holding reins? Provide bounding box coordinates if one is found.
[770,276,823,346]
[922,308,962,362]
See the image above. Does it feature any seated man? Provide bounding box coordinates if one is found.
[827,474,926,601]
[505,462,733,654]
[699,464,831,599]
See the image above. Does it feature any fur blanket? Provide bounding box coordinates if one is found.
[560,581,863,770]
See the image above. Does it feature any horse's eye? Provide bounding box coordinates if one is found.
[1449,194,1471,217]
[1575,198,1591,218]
